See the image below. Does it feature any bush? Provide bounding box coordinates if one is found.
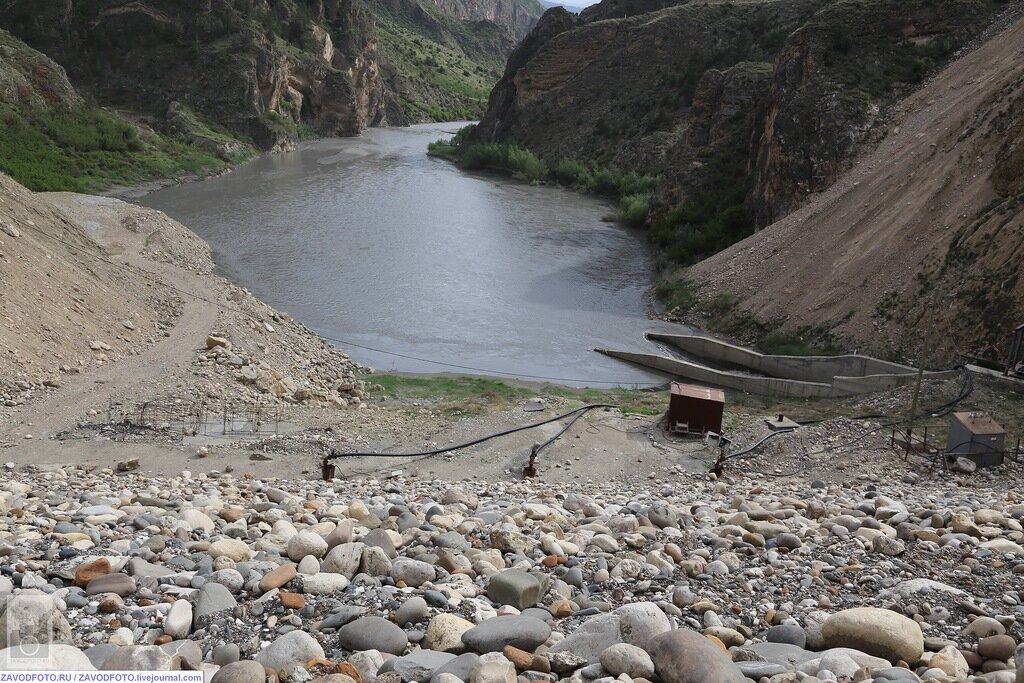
[552,157,590,187]
[439,142,658,222]
[460,143,547,182]
[507,145,547,182]
[618,192,651,228]
[452,124,476,146]
[654,279,697,313]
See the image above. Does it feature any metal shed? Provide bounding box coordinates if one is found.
[947,412,1005,467]
[669,382,724,435]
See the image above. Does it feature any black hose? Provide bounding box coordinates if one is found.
[324,403,616,461]
[722,428,796,461]
[533,409,589,457]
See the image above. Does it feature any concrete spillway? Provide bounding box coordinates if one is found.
[597,333,958,398]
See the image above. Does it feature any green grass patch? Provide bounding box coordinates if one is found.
[368,374,534,403]
[365,374,668,417]
[0,106,227,192]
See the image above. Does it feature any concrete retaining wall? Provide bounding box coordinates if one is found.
[648,333,917,382]
[598,335,960,397]
[595,350,837,398]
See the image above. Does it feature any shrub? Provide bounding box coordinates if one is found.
[552,157,590,187]
[654,279,697,313]
[618,192,651,228]
[506,145,547,182]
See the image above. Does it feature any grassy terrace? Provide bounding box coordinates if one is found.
[0,106,233,193]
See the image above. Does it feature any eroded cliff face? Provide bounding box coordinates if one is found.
[475,1,823,171]
[473,0,1003,254]
[429,0,542,39]
[749,0,1001,227]
[0,0,401,151]
[0,28,81,111]
[0,0,540,150]
[653,62,774,214]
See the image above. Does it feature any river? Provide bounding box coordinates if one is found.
[140,123,684,387]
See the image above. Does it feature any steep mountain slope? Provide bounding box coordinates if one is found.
[683,15,1024,366]
[0,0,541,154]
[0,28,233,192]
[470,0,1004,263]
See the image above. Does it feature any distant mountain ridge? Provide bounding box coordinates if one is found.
[0,0,542,155]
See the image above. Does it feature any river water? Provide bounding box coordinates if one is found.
[141,123,683,387]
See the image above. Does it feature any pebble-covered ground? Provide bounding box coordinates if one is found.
[1,447,1023,683]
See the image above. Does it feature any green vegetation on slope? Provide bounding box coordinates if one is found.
[369,2,507,121]
[429,125,659,226]
[0,106,228,192]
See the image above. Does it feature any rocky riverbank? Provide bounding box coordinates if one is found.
[1,455,1023,682]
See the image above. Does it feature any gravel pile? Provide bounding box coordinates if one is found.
[1,459,1023,683]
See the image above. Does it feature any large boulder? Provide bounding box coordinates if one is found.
[0,644,95,670]
[0,591,73,649]
[462,616,551,654]
[486,570,546,610]
[648,629,746,683]
[821,608,923,665]
[257,631,325,675]
[547,602,671,665]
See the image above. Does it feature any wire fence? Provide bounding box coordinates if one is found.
[890,422,1022,472]
[106,399,285,438]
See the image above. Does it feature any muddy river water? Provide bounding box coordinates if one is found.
[141,123,684,387]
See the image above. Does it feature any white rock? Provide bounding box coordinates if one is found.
[287,531,328,562]
[163,600,192,640]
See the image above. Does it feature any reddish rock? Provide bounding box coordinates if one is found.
[280,592,305,610]
[259,563,297,592]
[504,645,534,670]
[75,557,112,588]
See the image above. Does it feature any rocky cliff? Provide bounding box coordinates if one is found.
[0,0,401,152]
[472,0,1004,262]
[0,0,542,153]
[430,0,541,38]
[683,13,1024,365]
[0,28,81,111]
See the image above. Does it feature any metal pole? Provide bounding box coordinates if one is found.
[907,367,924,456]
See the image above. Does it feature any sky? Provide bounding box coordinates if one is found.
[541,0,602,9]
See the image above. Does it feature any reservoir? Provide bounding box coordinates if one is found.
[141,123,682,387]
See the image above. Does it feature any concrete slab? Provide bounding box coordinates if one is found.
[765,416,801,431]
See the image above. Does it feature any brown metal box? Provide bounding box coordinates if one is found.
[669,382,725,434]
[947,412,1005,466]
